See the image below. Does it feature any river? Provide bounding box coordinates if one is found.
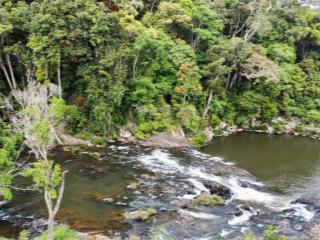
[0,133,319,239]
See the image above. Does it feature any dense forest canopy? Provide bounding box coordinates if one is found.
[0,0,320,145]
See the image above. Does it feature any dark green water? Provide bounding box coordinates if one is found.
[202,132,320,195]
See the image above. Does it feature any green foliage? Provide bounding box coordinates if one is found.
[304,110,320,125]
[0,0,320,144]
[65,105,86,135]
[21,160,62,199]
[0,119,22,200]
[244,225,288,240]
[35,224,78,240]
[189,132,207,147]
[267,44,296,63]
[210,114,221,127]
[263,226,287,240]
[177,104,201,133]
[271,121,286,132]
[135,121,168,140]
[237,91,261,117]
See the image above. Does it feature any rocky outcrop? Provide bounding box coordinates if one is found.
[140,127,191,148]
[119,124,191,148]
[61,134,95,147]
[119,123,137,143]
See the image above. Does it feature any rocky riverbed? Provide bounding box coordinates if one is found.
[0,134,319,239]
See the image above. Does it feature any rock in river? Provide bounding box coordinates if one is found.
[204,181,232,199]
[124,208,157,221]
[194,193,225,206]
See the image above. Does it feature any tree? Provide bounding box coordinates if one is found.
[1,80,67,240]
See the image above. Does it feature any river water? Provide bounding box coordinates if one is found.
[0,133,319,239]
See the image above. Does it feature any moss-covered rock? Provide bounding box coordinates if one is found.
[124,208,157,221]
[194,193,225,206]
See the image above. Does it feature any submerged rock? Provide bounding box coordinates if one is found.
[78,165,105,179]
[194,193,225,206]
[124,208,157,221]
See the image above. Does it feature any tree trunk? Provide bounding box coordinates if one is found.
[204,90,213,118]
[57,53,62,98]
[44,170,68,240]
[47,213,54,240]
[0,58,14,90]
[6,54,17,89]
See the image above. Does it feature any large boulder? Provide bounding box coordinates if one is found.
[140,127,191,148]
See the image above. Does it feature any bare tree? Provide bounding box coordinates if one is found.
[1,80,67,240]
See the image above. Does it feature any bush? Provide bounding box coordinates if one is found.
[35,225,78,240]
[267,44,296,64]
[304,110,320,125]
[271,121,286,132]
[189,132,207,147]
[294,124,305,133]
[244,225,288,240]
[65,105,86,134]
[176,104,201,133]
[261,97,278,122]
[135,121,168,139]
[264,225,287,240]
[210,114,221,126]
[238,91,261,118]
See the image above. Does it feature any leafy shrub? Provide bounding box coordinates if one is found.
[35,225,78,240]
[294,124,305,133]
[271,121,286,132]
[65,105,86,134]
[267,44,296,64]
[244,225,288,240]
[304,110,320,125]
[189,132,207,147]
[135,121,168,139]
[264,226,287,240]
[261,97,278,122]
[176,104,201,133]
[210,114,221,126]
[238,91,261,118]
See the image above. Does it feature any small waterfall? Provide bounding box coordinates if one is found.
[135,148,315,224]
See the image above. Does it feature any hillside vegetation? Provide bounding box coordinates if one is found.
[1,0,320,145]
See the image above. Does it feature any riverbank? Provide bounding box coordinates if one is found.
[115,117,320,148]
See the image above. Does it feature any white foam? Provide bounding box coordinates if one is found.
[291,203,315,221]
[188,178,210,193]
[136,149,315,223]
[179,209,217,220]
[138,149,184,173]
[228,210,253,225]
[220,229,233,237]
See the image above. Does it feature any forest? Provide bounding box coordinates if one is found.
[0,0,320,239]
